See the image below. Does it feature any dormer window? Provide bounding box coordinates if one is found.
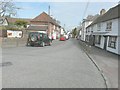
[106,22,112,31]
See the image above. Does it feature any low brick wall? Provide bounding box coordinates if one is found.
[0,30,29,47]
[0,36,28,48]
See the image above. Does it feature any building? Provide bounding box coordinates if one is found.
[0,17,31,38]
[60,27,65,35]
[6,17,31,38]
[6,17,31,24]
[28,12,61,39]
[76,25,82,39]
[86,4,120,55]
[81,15,98,41]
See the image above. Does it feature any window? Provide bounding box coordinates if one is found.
[44,34,48,38]
[106,22,112,31]
[39,34,43,38]
[95,35,101,44]
[108,36,117,49]
[97,23,101,31]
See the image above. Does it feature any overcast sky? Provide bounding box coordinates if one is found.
[14,1,119,31]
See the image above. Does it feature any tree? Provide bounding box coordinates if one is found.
[15,20,28,29]
[72,27,77,38]
[0,0,20,17]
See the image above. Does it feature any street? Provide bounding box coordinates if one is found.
[2,39,106,88]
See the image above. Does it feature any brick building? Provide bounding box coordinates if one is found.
[28,12,61,39]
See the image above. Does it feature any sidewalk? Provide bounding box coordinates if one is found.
[79,40,118,88]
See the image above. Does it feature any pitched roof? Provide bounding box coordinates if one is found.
[6,17,31,24]
[31,12,60,26]
[27,26,48,31]
[82,14,99,23]
[88,4,120,27]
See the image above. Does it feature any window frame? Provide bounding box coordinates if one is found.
[106,22,112,31]
[108,36,117,49]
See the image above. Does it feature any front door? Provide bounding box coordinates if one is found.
[104,36,107,50]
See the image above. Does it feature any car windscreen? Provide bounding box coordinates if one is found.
[29,32,42,37]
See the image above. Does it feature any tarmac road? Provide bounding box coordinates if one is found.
[2,39,106,88]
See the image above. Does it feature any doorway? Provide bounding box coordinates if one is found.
[104,36,107,50]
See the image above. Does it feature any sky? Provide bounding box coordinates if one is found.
[14,1,119,31]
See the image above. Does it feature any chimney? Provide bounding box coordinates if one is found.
[100,9,106,15]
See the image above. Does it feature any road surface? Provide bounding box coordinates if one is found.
[2,39,106,88]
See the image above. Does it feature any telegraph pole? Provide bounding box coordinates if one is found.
[48,5,51,39]
[48,5,50,15]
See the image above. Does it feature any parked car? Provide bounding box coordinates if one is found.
[27,32,52,47]
[59,35,66,41]
[64,34,69,40]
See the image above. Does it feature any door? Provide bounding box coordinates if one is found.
[104,36,107,50]
[90,35,95,46]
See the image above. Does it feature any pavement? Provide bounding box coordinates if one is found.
[79,40,118,88]
[1,39,106,88]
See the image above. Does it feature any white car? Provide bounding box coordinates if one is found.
[64,34,69,40]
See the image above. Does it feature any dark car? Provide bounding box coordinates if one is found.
[26,32,52,47]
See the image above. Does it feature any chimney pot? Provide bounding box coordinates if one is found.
[100,9,106,15]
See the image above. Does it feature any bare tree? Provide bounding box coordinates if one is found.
[0,0,20,17]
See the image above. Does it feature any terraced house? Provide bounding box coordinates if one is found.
[28,12,61,40]
[86,4,120,55]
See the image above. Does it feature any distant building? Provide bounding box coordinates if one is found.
[6,17,31,24]
[0,17,31,38]
[86,4,120,55]
[81,15,99,41]
[28,12,61,39]
[76,26,82,38]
